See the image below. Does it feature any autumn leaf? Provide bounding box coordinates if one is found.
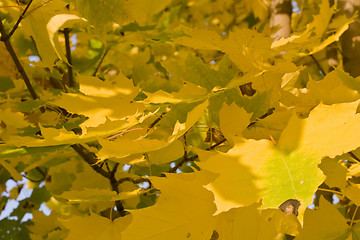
[60,212,132,240]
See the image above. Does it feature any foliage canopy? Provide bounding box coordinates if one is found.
[1,0,360,239]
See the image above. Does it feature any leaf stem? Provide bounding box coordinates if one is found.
[348,152,360,163]
[93,47,109,76]
[351,206,359,227]
[63,28,75,87]
[116,177,152,188]
[0,16,38,100]
[310,54,325,76]
[317,187,343,196]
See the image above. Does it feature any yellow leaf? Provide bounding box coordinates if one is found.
[196,140,271,213]
[0,43,17,78]
[98,100,208,159]
[47,14,86,63]
[147,139,184,164]
[219,103,252,145]
[307,71,360,104]
[142,81,208,104]
[0,108,29,141]
[318,157,347,189]
[261,208,301,237]
[243,108,292,142]
[279,100,360,158]
[121,173,217,240]
[28,211,60,238]
[168,100,208,142]
[54,74,143,128]
[213,203,278,240]
[173,28,222,50]
[222,29,274,71]
[21,0,68,67]
[60,212,132,240]
[98,137,168,159]
[344,183,360,206]
[297,197,349,240]
[0,159,22,181]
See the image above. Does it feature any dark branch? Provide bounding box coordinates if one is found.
[111,163,119,176]
[349,152,360,163]
[71,144,111,178]
[23,175,44,183]
[148,110,168,131]
[63,28,75,87]
[35,167,47,177]
[71,144,126,217]
[310,55,325,76]
[116,177,152,188]
[169,138,226,173]
[169,140,188,173]
[6,0,34,40]
[105,162,111,172]
[23,166,47,183]
[93,47,109,76]
[109,177,126,217]
[0,16,38,100]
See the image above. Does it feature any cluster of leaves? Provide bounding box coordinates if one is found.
[1,0,360,239]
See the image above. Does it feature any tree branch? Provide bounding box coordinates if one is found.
[71,143,127,217]
[116,177,152,188]
[310,54,325,76]
[93,47,109,76]
[0,16,38,100]
[349,152,360,163]
[6,0,33,40]
[109,177,126,217]
[63,28,75,87]
[111,163,119,176]
[147,109,168,131]
[71,144,111,178]
[169,138,226,173]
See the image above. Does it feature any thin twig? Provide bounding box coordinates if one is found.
[71,144,111,178]
[317,187,343,196]
[351,206,359,227]
[71,143,126,217]
[348,152,360,163]
[169,138,226,173]
[169,136,188,173]
[6,0,33,40]
[93,47,109,76]
[105,162,111,173]
[310,55,325,76]
[116,177,152,188]
[109,176,126,217]
[26,0,52,16]
[63,28,75,87]
[23,175,44,183]
[0,16,38,100]
[35,167,47,177]
[148,110,168,130]
[16,0,23,11]
[112,163,119,175]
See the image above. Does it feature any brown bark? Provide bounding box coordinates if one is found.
[339,0,360,77]
[270,0,292,40]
